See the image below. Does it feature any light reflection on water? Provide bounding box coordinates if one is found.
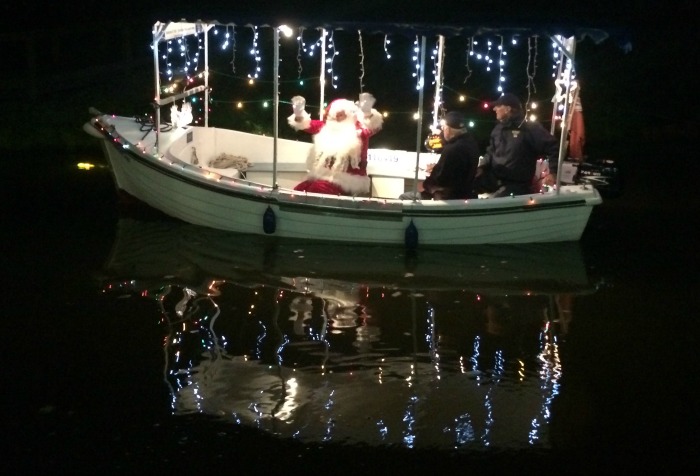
[101,217,594,452]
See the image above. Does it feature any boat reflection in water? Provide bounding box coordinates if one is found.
[102,217,596,450]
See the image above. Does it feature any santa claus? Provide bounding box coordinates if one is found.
[287,93,383,195]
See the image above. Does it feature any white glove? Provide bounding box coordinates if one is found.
[358,92,375,114]
[291,96,306,117]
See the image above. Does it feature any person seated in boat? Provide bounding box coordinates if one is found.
[474,93,559,197]
[288,93,383,196]
[400,111,480,200]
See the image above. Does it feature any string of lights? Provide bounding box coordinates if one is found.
[463,36,474,85]
[358,30,365,93]
[156,27,567,129]
[383,34,392,60]
[411,36,422,91]
[326,30,339,89]
[296,27,304,81]
[496,35,505,93]
[248,25,261,80]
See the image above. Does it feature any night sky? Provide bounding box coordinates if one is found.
[3,0,696,156]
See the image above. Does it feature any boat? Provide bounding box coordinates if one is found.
[100,216,597,449]
[84,19,628,247]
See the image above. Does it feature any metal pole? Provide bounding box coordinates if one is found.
[273,27,279,189]
[553,36,576,193]
[152,26,161,153]
[204,22,209,128]
[319,28,326,119]
[432,35,445,128]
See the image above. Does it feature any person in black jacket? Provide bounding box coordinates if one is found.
[475,93,559,197]
[403,111,479,200]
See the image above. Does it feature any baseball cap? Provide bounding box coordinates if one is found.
[490,93,522,110]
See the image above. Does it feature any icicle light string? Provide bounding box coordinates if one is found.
[306,30,323,58]
[326,30,339,89]
[431,38,445,120]
[219,26,230,50]
[551,40,566,121]
[160,34,199,85]
[231,26,237,73]
[199,27,559,124]
[183,36,194,80]
[497,35,505,93]
[486,39,492,72]
[213,26,237,73]
[412,36,421,90]
[464,36,508,93]
[296,27,305,81]
[526,35,539,107]
[358,30,365,93]
[551,39,560,79]
[163,40,173,81]
[248,25,261,80]
[430,39,438,86]
[195,33,203,72]
[463,36,474,84]
[177,37,187,71]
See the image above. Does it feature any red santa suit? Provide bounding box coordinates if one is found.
[288,98,383,196]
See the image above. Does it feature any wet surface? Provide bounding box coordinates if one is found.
[4,147,697,474]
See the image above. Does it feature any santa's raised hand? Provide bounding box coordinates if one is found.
[358,92,376,117]
[291,95,307,119]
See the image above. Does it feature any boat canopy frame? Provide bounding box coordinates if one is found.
[150,19,628,193]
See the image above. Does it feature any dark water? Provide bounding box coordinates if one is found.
[4,148,698,475]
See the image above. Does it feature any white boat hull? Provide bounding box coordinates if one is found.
[87,114,602,246]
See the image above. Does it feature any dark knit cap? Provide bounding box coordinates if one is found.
[443,111,465,128]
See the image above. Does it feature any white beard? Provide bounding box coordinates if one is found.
[311,118,362,171]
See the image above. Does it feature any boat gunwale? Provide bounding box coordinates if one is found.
[90,116,600,222]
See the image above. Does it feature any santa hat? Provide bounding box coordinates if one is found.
[324,99,358,121]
